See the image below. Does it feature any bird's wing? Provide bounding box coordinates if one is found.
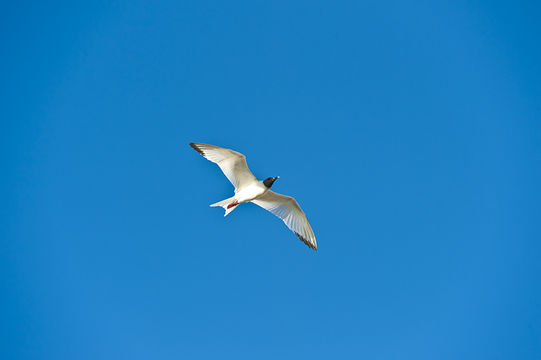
[190,142,258,191]
[252,190,317,250]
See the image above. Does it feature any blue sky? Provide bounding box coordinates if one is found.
[2,1,541,359]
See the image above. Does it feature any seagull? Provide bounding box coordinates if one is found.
[189,142,317,250]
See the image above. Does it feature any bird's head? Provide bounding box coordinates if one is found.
[263,176,279,188]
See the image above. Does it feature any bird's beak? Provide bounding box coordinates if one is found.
[275,176,280,180]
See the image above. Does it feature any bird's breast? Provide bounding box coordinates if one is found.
[236,183,266,203]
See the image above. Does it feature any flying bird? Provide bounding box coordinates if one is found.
[189,142,317,250]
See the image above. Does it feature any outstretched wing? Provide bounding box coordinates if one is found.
[252,190,317,250]
[190,142,257,191]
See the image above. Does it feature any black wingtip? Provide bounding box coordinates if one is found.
[189,142,205,156]
[295,232,317,251]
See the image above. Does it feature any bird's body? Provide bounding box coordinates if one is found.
[235,181,268,203]
[190,142,317,250]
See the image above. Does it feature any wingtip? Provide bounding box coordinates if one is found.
[295,232,317,251]
[189,142,205,156]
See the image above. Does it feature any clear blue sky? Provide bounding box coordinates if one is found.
[2,1,541,359]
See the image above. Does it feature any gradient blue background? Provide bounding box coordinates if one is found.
[2,1,541,359]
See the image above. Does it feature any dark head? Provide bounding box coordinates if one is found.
[263,176,279,188]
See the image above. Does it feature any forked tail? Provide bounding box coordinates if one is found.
[210,196,239,217]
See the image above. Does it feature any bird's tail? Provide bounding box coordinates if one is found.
[210,196,239,217]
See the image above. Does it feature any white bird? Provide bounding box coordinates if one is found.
[190,142,317,250]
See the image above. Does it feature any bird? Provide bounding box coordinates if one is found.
[189,142,317,250]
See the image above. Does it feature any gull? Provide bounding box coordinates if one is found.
[190,142,317,250]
